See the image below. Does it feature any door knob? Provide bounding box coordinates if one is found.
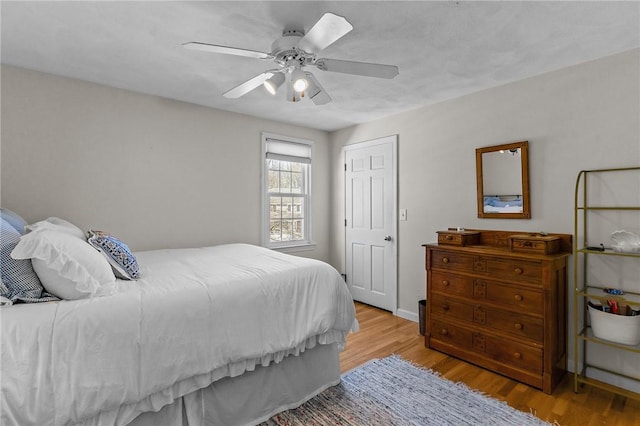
[384,235,392,241]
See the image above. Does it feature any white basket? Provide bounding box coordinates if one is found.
[588,305,640,346]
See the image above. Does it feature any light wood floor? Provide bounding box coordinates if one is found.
[339,302,640,426]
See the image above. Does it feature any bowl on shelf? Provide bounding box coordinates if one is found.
[588,305,640,346]
[610,230,640,253]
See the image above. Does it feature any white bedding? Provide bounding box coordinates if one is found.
[1,243,357,426]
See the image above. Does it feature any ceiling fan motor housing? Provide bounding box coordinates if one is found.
[271,31,315,67]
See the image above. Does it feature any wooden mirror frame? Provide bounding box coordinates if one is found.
[476,141,530,219]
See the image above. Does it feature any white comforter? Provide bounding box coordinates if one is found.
[1,244,357,426]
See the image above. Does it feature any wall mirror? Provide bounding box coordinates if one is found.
[476,140,530,219]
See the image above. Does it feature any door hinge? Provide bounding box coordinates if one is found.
[344,163,347,171]
[341,273,347,282]
[344,219,347,227]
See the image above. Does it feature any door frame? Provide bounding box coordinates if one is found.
[343,135,398,315]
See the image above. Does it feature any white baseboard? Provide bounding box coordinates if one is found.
[396,308,419,323]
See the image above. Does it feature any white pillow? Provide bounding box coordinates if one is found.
[26,217,86,240]
[11,229,116,300]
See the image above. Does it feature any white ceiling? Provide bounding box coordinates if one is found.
[2,1,639,132]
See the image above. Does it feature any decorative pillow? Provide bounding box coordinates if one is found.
[87,230,140,280]
[1,208,28,234]
[1,218,58,304]
[26,217,86,240]
[11,229,116,300]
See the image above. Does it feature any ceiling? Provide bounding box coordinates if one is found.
[2,1,639,132]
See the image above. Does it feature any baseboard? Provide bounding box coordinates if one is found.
[396,308,419,323]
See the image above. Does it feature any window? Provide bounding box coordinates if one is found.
[262,133,314,250]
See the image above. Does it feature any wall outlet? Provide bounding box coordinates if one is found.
[400,209,407,221]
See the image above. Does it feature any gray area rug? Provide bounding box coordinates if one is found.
[262,355,550,425]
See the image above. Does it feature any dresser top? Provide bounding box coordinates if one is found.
[424,229,572,259]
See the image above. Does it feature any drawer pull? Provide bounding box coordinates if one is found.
[442,280,450,287]
[514,323,523,330]
[514,267,523,275]
[440,328,448,336]
[442,257,450,264]
[514,294,523,302]
[442,304,450,311]
[445,235,453,240]
[513,352,522,359]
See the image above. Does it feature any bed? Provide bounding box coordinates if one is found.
[1,212,357,426]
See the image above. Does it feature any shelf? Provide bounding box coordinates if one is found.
[577,248,640,258]
[577,286,640,306]
[573,166,640,399]
[575,376,640,401]
[576,206,640,211]
[577,327,640,353]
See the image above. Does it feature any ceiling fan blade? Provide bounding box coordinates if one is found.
[304,72,332,105]
[223,72,274,98]
[297,13,353,54]
[314,58,399,79]
[183,42,272,60]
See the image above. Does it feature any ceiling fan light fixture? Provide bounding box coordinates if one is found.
[291,68,309,92]
[263,72,285,95]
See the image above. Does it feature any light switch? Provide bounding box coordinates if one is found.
[400,209,407,221]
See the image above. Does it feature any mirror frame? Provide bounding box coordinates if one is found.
[476,140,530,219]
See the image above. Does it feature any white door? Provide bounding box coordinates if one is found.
[344,135,397,313]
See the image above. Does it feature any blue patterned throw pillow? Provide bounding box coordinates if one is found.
[1,218,58,304]
[87,230,140,280]
[1,208,28,234]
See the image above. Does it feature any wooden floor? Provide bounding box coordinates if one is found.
[339,302,640,426]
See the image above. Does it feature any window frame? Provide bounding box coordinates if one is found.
[261,132,315,252]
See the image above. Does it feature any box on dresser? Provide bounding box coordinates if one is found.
[437,230,481,246]
[508,233,561,255]
[423,229,572,394]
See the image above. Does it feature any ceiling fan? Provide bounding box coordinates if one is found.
[183,12,399,105]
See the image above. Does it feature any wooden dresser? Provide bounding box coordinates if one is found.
[424,229,572,394]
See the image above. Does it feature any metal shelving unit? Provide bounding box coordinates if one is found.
[573,166,640,400]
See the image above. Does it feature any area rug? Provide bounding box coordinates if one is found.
[261,355,550,425]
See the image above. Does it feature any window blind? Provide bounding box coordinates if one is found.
[265,138,311,164]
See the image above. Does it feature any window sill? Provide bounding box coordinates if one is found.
[267,242,317,253]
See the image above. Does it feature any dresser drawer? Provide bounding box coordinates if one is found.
[483,280,543,314]
[431,319,542,374]
[484,334,542,374]
[431,294,474,322]
[431,272,473,298]
[432,294,543,342]
[430,250,475,273]
[431,319,475,350]
[485,309,543,342]
[437,231,480,246]
[484,258,542,283]
[431,272,543,315]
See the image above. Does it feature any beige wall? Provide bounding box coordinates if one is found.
[329,48,640,390]
[330,48,640,314]
[1,65,332,261]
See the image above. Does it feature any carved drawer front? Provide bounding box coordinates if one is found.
[484,258,542,283]
[431,294,474,323]
[430,251,475,273]
[483,281,543,314]
[431,319,474,350]
[431,320,543,374]
[484,334,543,374]
[484,309,543,342]
[431,272,473,298]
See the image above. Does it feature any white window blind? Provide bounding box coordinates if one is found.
[265,138,312,164]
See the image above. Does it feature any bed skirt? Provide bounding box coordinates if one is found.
[128,343,340,426]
